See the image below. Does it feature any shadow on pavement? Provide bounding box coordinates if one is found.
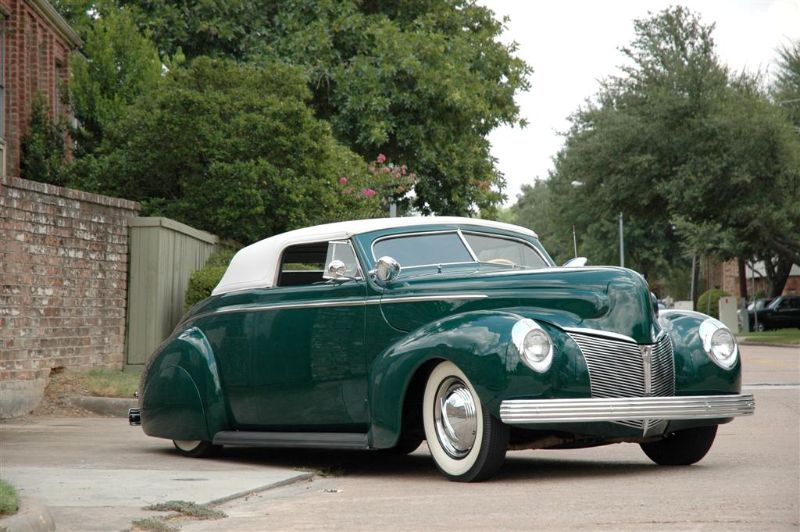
[141,443,661,482]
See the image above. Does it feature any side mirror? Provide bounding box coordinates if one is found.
[373,256,401,284]
[563,257,588,267]
[326,259,348,279]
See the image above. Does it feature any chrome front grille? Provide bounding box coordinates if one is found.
[567,331,675,431]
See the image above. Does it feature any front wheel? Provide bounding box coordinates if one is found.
[640,425,717,466]
[422,361,508,482]
[173,439,221,458]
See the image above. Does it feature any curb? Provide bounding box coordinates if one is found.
[0,496,55,532]
[69,396,138,417]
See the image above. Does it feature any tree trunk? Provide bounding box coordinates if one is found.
[737,257,748,302]
[763,253,794,298]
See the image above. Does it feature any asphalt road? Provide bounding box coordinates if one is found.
[1,344,797,531]
[179,344,800,531]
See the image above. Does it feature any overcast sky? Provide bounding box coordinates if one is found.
[479,0,800,207]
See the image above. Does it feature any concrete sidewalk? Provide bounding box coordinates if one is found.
[0,417,309,531]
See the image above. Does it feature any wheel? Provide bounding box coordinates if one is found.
[640,425,717,466]
[422,361,509,482]
[172,439,221,458]
[755,322,766,332]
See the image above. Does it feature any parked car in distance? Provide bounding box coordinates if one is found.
[131,217,755,482]
[750,295,800,331]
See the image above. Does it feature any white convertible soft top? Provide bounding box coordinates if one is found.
[212,216,538,295]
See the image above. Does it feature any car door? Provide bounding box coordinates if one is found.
[209,240,369,431]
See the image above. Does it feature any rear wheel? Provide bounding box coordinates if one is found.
[172,439,221,458]
[640,425,717,466]
[422,361,508,482]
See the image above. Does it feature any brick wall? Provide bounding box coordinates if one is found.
[1,0,81,178]
[0,176,139,415]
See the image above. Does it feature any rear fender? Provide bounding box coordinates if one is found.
[140,327,228,441]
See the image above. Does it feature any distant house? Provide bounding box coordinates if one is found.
[0,0,81,179]
[720,259,800,298]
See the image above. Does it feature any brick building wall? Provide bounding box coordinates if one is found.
[0,0,81,178]
[0,176,139,417]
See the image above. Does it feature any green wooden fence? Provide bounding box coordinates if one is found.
[126,217,219,367]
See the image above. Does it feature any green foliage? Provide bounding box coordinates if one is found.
[20,94,67,185]
[184,247,239,309]
[69,7,163,156]
[73,57,371,242]
[0,479,19,516]
[185,266,227,309]
[117,0,531,215]
[696,288,730,319]
[774,40,800,127]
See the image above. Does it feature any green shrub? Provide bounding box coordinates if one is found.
[184,247,239,309]
[0,479,19,516]
[185,266,227,309]
[697,288,730,319]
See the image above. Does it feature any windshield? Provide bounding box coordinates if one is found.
[371,231,550,270]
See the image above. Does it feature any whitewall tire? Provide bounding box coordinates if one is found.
[422,361,508,481]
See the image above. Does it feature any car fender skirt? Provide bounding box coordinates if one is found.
[141,364,210,441]
[499,394,755,424]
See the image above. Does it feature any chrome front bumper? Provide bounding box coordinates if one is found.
[499,394,755,424]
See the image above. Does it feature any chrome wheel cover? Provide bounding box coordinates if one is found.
[433,377,478,458]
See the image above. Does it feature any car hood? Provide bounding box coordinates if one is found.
[379,266,659,344]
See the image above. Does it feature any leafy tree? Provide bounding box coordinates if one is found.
[117,0,531,215]
[510,7,799,297]
[68,7,163,156]
[72,57,371,243]
[774,40,800,127]
[20,94,67,185]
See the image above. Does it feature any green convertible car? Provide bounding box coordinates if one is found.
[132,217,755,481]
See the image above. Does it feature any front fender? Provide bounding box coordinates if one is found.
[659,310,742,394]
[140,327,229,441]
[367,310,590,448]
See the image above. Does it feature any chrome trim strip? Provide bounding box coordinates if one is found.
[195,293,489,321]
[563,327,637,344]
[381,294,488,304]
[499,394,755,424]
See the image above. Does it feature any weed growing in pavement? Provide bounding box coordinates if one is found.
[130,517,179,532]
[0,479,19,516]
[143,500,226,520]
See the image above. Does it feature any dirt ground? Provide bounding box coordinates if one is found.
[29,370,96,417]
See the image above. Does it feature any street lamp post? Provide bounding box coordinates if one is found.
[619,212,624,267]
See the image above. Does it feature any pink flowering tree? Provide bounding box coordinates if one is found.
[332,154,416,219]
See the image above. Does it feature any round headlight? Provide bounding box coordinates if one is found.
[710,328,736,367]
[699,318,738,369]
[511,319,554,372]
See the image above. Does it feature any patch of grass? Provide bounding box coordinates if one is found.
[738,328,800,345]
[86,369,140,398]
[0,479,19,516]
[143,500,226,520]
[130,517,178,532]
